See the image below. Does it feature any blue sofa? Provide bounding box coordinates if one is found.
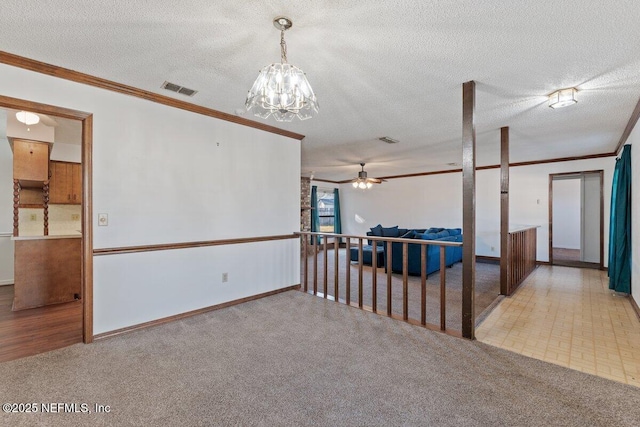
[385,228,463,276]
[350,225,413,266]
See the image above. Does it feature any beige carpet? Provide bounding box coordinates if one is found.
[302,248,501,331]
[0,290,638,426]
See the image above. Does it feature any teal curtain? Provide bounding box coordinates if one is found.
[608,145,631,294]
[310,185,320,244]
[334,188,342,243]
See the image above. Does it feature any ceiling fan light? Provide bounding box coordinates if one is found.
[352,182,358,188]
[358,182,367,189]
[366,182,373,189]
[16,111,40,125]
[548,88,577,109]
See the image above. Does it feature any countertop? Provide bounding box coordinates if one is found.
[12,234,82,241]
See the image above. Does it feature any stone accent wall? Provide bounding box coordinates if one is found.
[300,177,311,232]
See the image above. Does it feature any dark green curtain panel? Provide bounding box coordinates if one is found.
[334,188,342,243]
[608,144,631,294]
[310,185,320,244]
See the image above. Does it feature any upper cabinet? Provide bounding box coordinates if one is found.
[12,139,50,187]
[49,161,82,204]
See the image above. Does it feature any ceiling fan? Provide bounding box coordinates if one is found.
[351,163,385,189]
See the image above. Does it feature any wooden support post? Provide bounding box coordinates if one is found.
[421,244,427,325]
[500,126,509,296]
[303,235,308,292]
[372,239,378,312]
[43,180,49,236]
[358,239,363,308]
[323,237,328,298]
[345,237,351,305]
[386,241,392,316]
[440,246,446,331]
[313,235,318,295]
[402,242,408,321]
[13,179,20,237]
[462,81,476,340]
[334,237,339,301]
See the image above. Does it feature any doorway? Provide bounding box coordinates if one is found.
[549,171,604,269]
[0,95,93,362]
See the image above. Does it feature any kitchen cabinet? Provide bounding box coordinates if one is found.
[12,139,50,187]
[49,161,82,204]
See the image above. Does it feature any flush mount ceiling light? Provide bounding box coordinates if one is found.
[245,16,319,122]
[548,88,577,109]
[15,111,40,125]
[351,163,385,189]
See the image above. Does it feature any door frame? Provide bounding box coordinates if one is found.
[0,94,94,342]
[548,170,604,270]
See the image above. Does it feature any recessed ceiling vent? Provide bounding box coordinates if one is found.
[379,136,399,144]
[161,81,198,97]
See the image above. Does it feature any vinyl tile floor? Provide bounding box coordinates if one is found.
[476,265,640,387]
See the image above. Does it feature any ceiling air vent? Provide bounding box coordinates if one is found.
[161,81,198,97]
[379,136,399,144]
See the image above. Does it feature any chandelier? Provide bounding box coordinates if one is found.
[245,16,319,122]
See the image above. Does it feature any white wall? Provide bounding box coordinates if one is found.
[0,63,301,333]
[552,178,581,249]
[341,157,615,264]
[627,124,640,308]
[50,142,81,163]
[0,110,14,285]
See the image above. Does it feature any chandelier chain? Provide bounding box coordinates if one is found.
[280,30,288,63]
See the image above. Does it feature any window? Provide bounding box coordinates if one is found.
[317,189,335,232]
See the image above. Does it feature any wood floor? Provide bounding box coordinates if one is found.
[0,285,82,363]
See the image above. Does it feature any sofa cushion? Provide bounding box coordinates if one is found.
[369,224,383,236]
[400,229,418,239]
[381,226,400,237]
[397,228,408,237]
[420,232,439,241]
[445,228,462,236]
[427,227,444,233]
[434,230,450,238]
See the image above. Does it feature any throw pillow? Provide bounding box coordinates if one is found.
[370,224,383,236]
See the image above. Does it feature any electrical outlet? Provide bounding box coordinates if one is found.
[222,273,228,283]
[98,213,108,226]
[30,214,37,221]
[490,246,495,252]
[71,214,80,221]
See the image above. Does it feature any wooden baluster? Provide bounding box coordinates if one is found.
[43,180,49,236]
[371,239,377,313]
[313,235,318,295]
[13,179,20,237]
[440,246,446,331]
[358,239,363,308]
[334,236,339,302]
[323,236,328,298]
[386,241,392,316]
[345,237,351,305]
[421,244,427,325]
[402,242,408,321]
[303,235,308,293]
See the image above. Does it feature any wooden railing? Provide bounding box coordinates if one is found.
[297,232,463,335]
[506,226,538,295]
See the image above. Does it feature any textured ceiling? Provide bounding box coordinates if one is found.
[1,1,639,181]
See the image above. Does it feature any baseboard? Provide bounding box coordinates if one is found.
[94,284,301,340]
[0,279,14,286]
[476,255,500,264]
[630,295,640,322]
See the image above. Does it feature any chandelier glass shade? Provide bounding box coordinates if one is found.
[352,180,373,189]
[245,17,319,122]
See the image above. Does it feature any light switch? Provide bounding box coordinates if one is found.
[98,213,108,226]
